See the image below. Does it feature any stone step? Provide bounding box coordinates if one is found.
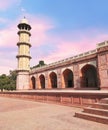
[83,107,108,117]
[100,98,108,104]
[75,112,108,124]
[91,103,108,110]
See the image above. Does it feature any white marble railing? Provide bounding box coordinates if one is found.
[97,40,108,48]
[30,49,97,73]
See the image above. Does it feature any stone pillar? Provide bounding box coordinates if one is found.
[57,69,62,88]
[36,74,40,89]
[73,64,80,89]
[45,72,51,89]
[97,44,108,90]
[29,76,32,89]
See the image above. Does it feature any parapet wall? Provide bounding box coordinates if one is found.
[0,91,108,107]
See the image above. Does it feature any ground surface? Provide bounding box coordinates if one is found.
[0,97,108,130]
[15,89,108,93]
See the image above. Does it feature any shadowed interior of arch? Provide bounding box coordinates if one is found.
[81,64,98,88]
[63,69,74,88]
[50,72,57,88]
[31,76,36,89]
[39,74,45,89]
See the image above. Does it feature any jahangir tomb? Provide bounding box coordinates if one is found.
[0,18,108,124]
[16,17,108,91]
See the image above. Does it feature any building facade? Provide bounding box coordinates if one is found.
[16,18,108,90]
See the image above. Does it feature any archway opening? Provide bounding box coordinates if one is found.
[63,69,74,88]
[50,72,57,88]
[81,64,98,88]
[31,76,36,89]
[39,74,45,89]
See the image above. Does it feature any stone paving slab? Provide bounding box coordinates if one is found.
[0,97,108,130]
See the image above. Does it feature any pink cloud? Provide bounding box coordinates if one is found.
[34,30,108,64]
[0,14,55,74]
[0,0,21,11]
[0,66,14,75]
[1,13,108,74]
[0,14,54,47]
[0,18,9,24]
[28,15,55,47]
[0,52,16,75]
[0,26,18,47]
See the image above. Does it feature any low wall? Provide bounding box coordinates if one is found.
[0,91,108,107]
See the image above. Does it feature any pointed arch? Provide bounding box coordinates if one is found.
[81,64,98,88]
[49,72,57,88]
[31,76,36,89]
[63,69,74,88]
[39,74,45,89]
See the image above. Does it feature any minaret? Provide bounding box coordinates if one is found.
[16,17,32,90]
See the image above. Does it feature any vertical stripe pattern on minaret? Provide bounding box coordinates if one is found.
[16,18,32,90]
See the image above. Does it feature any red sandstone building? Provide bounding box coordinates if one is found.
[16,18,108,91]
[1,18,107,124]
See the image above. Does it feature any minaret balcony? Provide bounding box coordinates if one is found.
[18,22,31,30]
[16,54,32,59]
[17,30,31,36]
[16,69,30,72]
[17,42,31,47]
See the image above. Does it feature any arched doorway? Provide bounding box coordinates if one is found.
[50,72,57,88]
[39,74,45,89]
[63,69,74,88]
[81,64,98,88]
[31,76,36,89]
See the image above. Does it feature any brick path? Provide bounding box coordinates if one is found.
[0,97,108,130]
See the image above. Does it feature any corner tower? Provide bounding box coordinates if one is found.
[16,17,32,90]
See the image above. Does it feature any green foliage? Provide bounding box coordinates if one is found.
[0,70,17,92]
[32,60,46,69]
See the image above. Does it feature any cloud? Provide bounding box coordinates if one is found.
[0,60,16,75]
[21,7,26,12]
[0,0,21,11]
[0,14,55,74]
[0,18,9,24]
[0,13,54,47]
[31,29,108,64]
[0,48,17,75]
[0,66,13,75]
[0,26,18,47]
[1,13,108,75]
[29,15,55,47]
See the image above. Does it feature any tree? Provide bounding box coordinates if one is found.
[9,70,17,80]
[32,60,46,69]
[0,74,10,91]
[8,70,17,90]
[0,70,17,92]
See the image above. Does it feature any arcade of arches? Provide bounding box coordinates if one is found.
[30,64,99,90]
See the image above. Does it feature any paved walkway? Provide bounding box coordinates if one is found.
[15,89,108,93]
[0,97,108,130]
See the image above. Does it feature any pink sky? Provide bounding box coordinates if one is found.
[0,0,21,11]
[0,9,108,74]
